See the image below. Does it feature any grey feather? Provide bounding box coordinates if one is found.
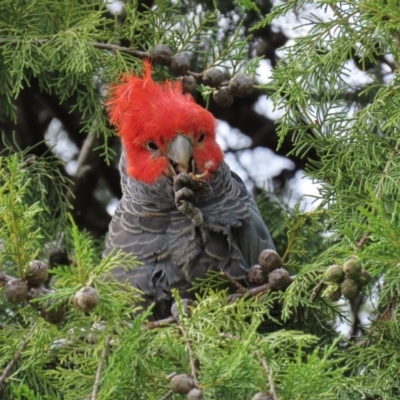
[104,151,275,318]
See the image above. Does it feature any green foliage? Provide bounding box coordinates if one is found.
[0,153,361,399]
[0,152,69,278]
[252,0,400,396]
[3,0,400,397]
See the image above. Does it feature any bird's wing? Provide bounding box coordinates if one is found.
[230,170,275,266]
[199,167,275,270]
[104,197,170,262]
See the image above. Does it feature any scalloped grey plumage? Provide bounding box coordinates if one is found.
[104,151,275,318]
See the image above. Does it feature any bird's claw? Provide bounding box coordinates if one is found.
[175,187,195,205]
[174,173,211,229]
[176,200,203,226]
[174,172,212,196]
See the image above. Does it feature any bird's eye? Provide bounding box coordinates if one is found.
[147,141,159,151]
[198,133,205,143]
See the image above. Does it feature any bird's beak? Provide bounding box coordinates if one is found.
[167,134,193,174]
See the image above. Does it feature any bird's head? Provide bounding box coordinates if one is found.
[107,61,224,184]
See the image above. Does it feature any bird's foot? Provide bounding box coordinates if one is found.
[174,172,212,197]
[176,200,203,226]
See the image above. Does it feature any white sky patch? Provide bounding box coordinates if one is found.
[333,300,353,338]
[288,170,322,211]
[255,59,273,84]
[239,147,294,183]
[107,197,119,216]
[66,160,78,176]
[45,119,79,166]
[253,95,285,120]
[382,61,394,85]
[104,0,125,15]
[216,120,252,151]
[105,0,125,15]
[341,60,374,87]
[271,2,335,39]
[224,152,249,183]
[217,121,292,187]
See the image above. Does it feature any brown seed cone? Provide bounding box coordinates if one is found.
[324,284,342,302]
[0,272,9,287]
[268,268,291,290]
[229,73,253,97]
[325,264,344,283]
[187,388,204,400]
[247,264,268,285]
[149,44,173,66]
[171,374,194,394]
[202,67,225,87]
[258,249,282,273]
[26,260,49,287]
[343,258,361,279]
[73,286,100,313]
[182,75,197,94]
[170,53,190,75]
[3,279,28,304]
[340,278,360,300]
[252,393,273,400]
[213,87,234,107]
[42,299,66,325]
[357,270,371,287]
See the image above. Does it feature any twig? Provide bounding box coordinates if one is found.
[67,132,101,202]
[66,131,108,231]
[25,39,203,79]
[74,132,99,175]
[227,282,272,303]
[90,336,110,400]
[221,273,247,293]
[0,320,38,387]
[260,356,278,400]
[159,390,174,400]
[145,316,176,330]
[178,325,199,388]
[310,280,326,302]
[0,272,13,287]
[349,295,364,341]
[356,232,370,248]
[91,42,148,59]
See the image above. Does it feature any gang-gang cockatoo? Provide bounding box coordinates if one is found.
[104,61,275,318]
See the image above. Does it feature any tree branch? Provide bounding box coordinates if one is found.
[260,356,278,400]
[29,39,203,79]
[159,390,174,400]
[178,325,199,388]
[90,336,109,400]
[310,280,326,302]
[0,320,38,388]
[221,273,247,293]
